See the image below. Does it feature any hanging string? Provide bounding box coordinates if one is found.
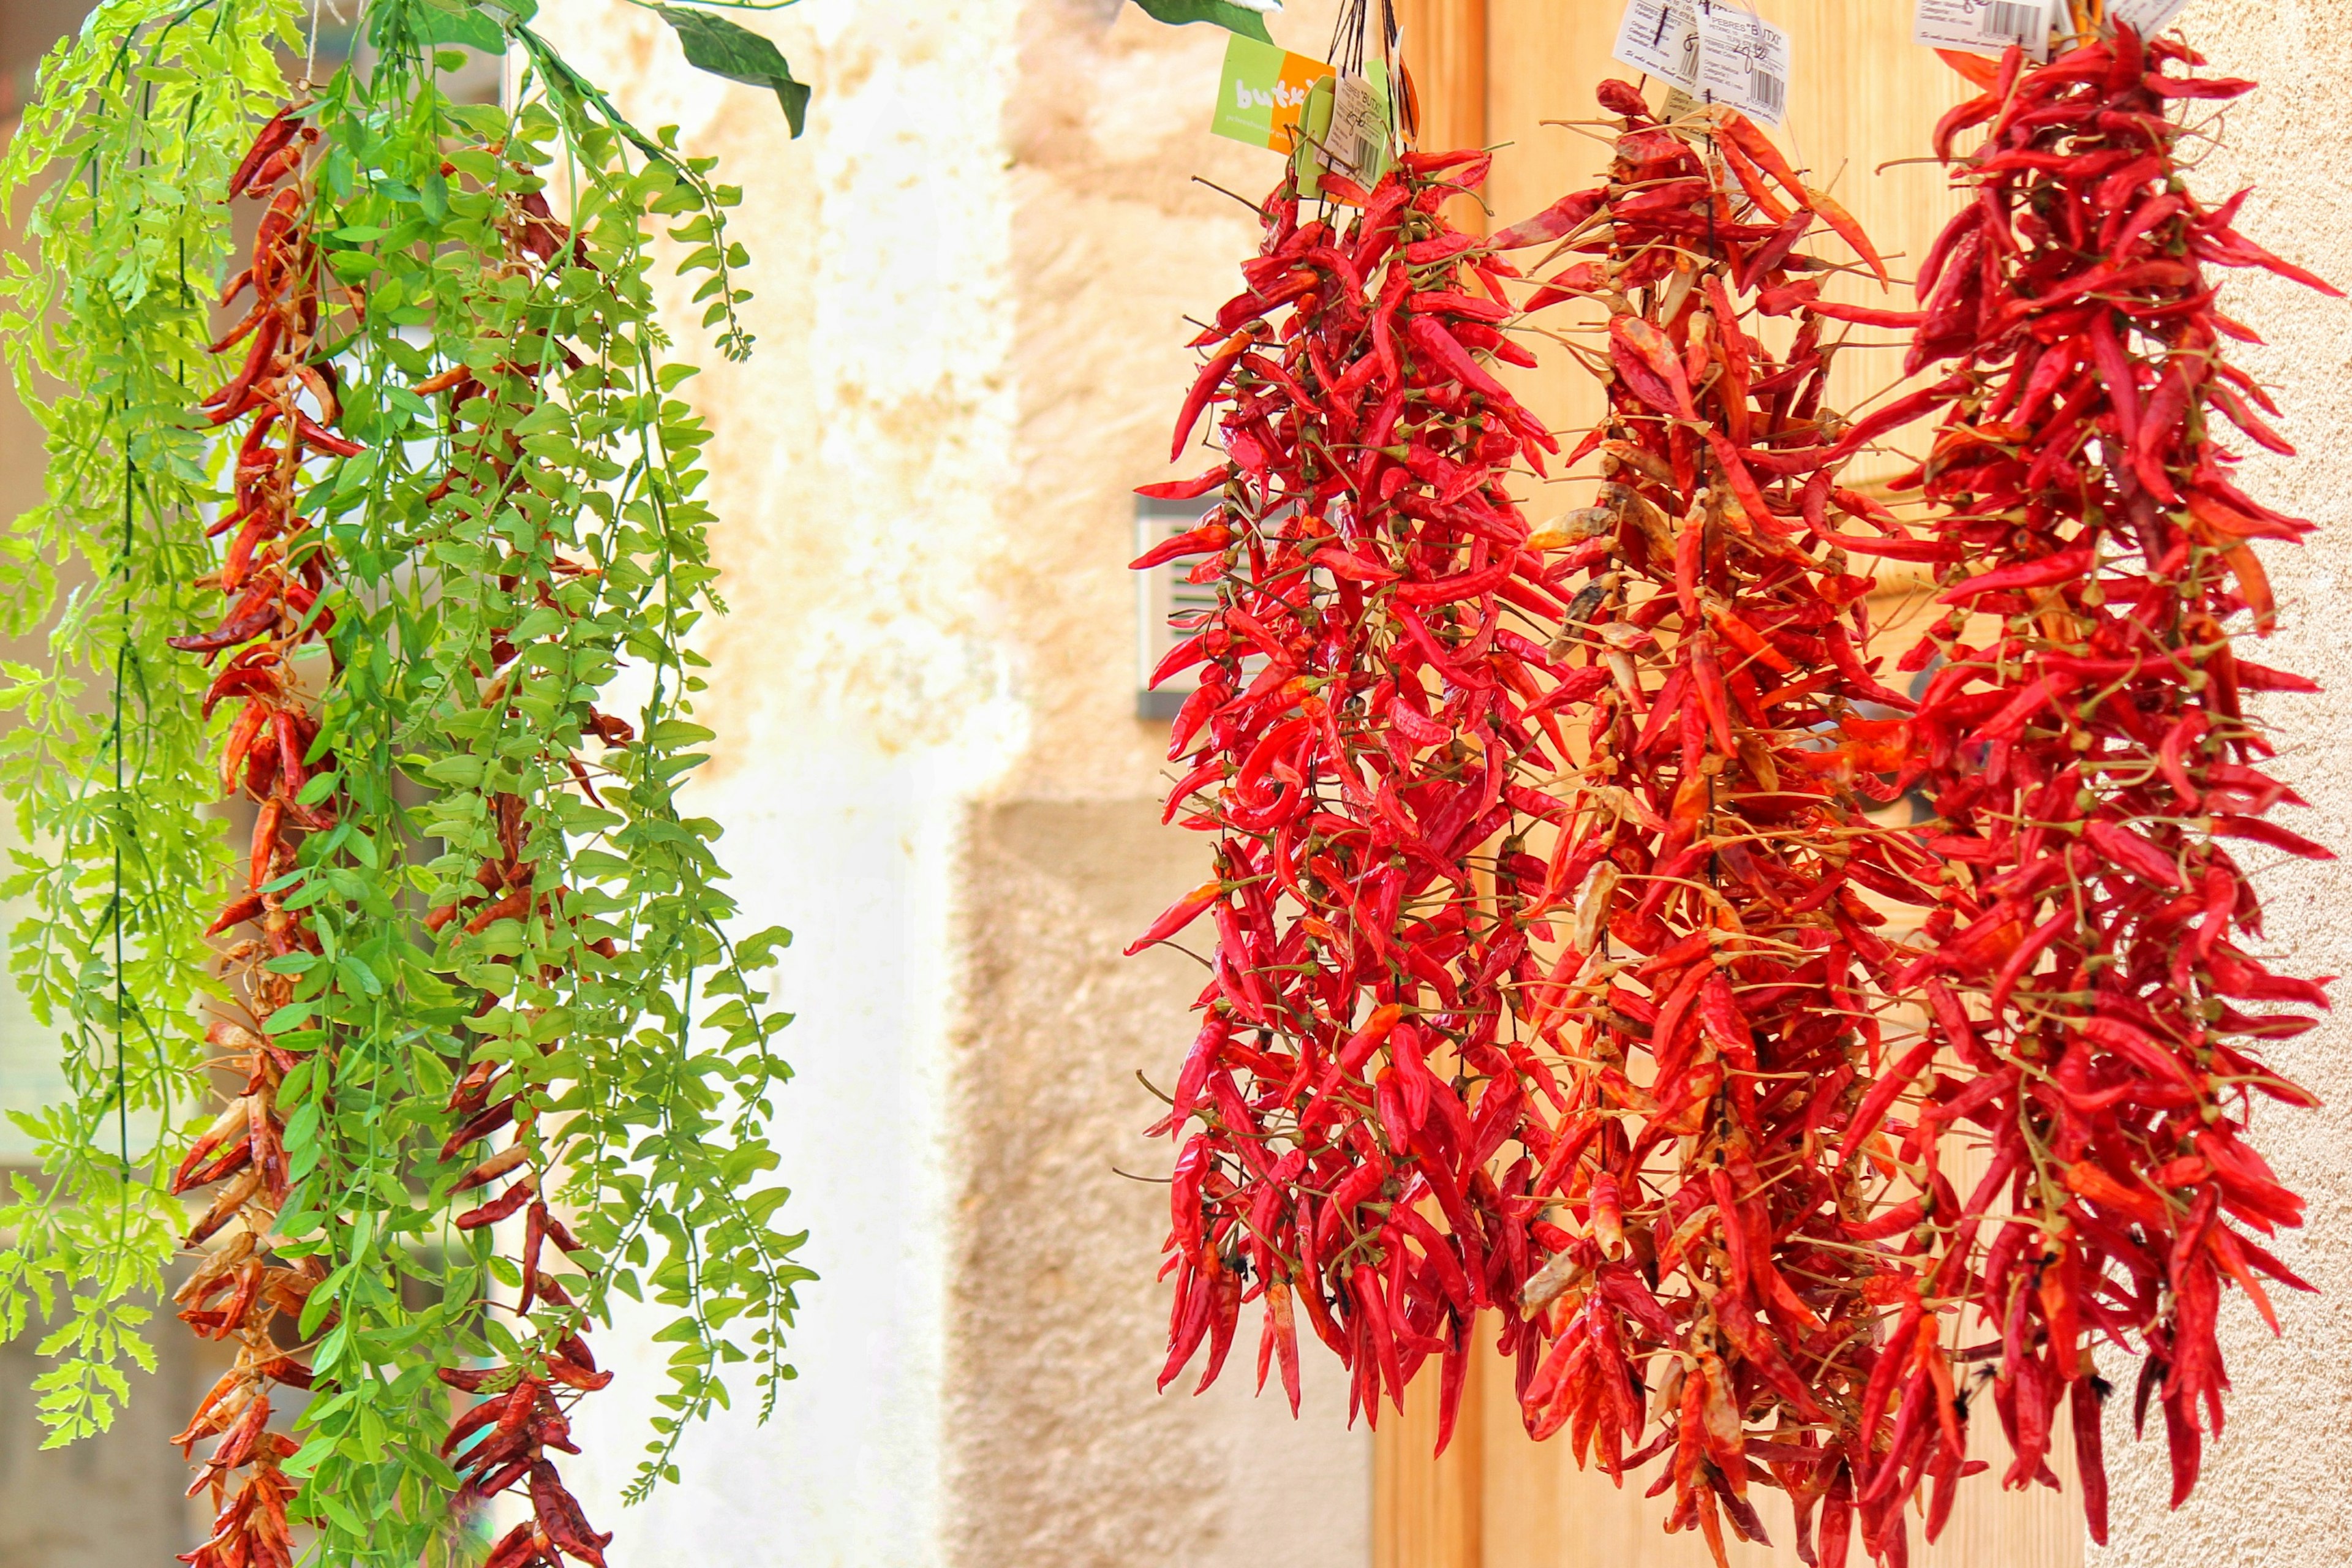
[114,454,131,1183]
[1321,0,1408,159]
[1326,0,1365,77]
[306,0,344,88]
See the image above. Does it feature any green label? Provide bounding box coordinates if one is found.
[1210,32,1392,189]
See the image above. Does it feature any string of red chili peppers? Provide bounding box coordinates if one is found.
[1498,86,1962,1566]
[1858,24,2337,1551]
[1131,146,1593,1445]
[164,102,345,1568]
[415,157,626,1568]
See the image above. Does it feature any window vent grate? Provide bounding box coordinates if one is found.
[1134,496,1223,721]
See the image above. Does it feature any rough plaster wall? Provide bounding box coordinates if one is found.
[2095,4,2352,1565]
[943,4,1370,1565]
[948,803,1366,1568]
[982,0,1328,805]
[525,2,1026,1565]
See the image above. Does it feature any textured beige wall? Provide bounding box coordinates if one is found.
[950,4,1380,1556]
[2097,5,2352,1565]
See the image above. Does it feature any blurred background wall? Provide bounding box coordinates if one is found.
[516,3,1373,1564]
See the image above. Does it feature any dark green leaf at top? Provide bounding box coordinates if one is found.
[1128,0,1276,42]
[651,6,812,136]
[380,0,508,52]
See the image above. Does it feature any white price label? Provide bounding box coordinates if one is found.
[2108,0,2193,33]
[1321,74,1385,182]
[1613,0,1703,91]
[1695,4,1793,127]
[1913,0,2054,62]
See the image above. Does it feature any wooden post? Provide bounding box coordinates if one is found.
[1373,15,1488,1552]
[1393,0,1488,232]
[1373,1339,1483,1568]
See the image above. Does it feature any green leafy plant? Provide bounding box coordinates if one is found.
[0,2,813,1565]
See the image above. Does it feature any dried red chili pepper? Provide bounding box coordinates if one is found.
[178,121,624,1568]
[1133,143,1574,1444]
[1501,91,1945,1566]
[167,101,334,1568]
[1872,22,2335,1549]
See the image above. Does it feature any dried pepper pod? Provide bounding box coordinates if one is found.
[1502,87,1947,1564]
[1873,24,2337,1544]
[1133,148,1587,1441]
[167,101,337,1568]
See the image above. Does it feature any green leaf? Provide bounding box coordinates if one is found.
[335,954,383,998]
[404,5,508,52]
[650,7,812,135]
[1127,0,1277,42]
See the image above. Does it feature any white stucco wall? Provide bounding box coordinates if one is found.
[528,3,1022,1562]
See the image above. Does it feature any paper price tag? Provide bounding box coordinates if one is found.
[1322,74,1385,183]
[1210,32,1329,151]
[1613,0,1703,91]
[1695,4,1792,127]
[2108,0,2193,34]
[1912,0,2054,62]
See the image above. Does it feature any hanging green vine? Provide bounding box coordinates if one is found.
[0,3,812,1566]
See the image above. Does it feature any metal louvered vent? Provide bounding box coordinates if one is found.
[1135,496,1223,721]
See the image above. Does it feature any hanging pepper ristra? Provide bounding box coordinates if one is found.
[1874,23,2336,1547]
[1133,146,1583,1446]
[1499,84,1950,1567]
[165,100,344,1568]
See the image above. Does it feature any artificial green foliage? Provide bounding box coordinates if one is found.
[0,1,811,1561]
[0,0,304,1447]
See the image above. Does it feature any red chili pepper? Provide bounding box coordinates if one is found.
[226,107,300,199]
[1485,85,1962,1547]
[454,1173,538,1230]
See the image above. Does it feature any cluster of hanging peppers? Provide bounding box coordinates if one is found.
[1869,24,2335,1547]
[163,104,346,1568]
[3,7,810,1566]
[1132,147,1593,1443]
[1136,22,2333,1566]
[1500,85,1956,1565]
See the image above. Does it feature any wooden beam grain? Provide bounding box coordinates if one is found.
[1374,1338,1484,1568]
[1393,0,1488,231]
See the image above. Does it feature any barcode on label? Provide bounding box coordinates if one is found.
[1749,69,1785,116]
[1321,74,1386,183]
[1983,1,2043,41]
